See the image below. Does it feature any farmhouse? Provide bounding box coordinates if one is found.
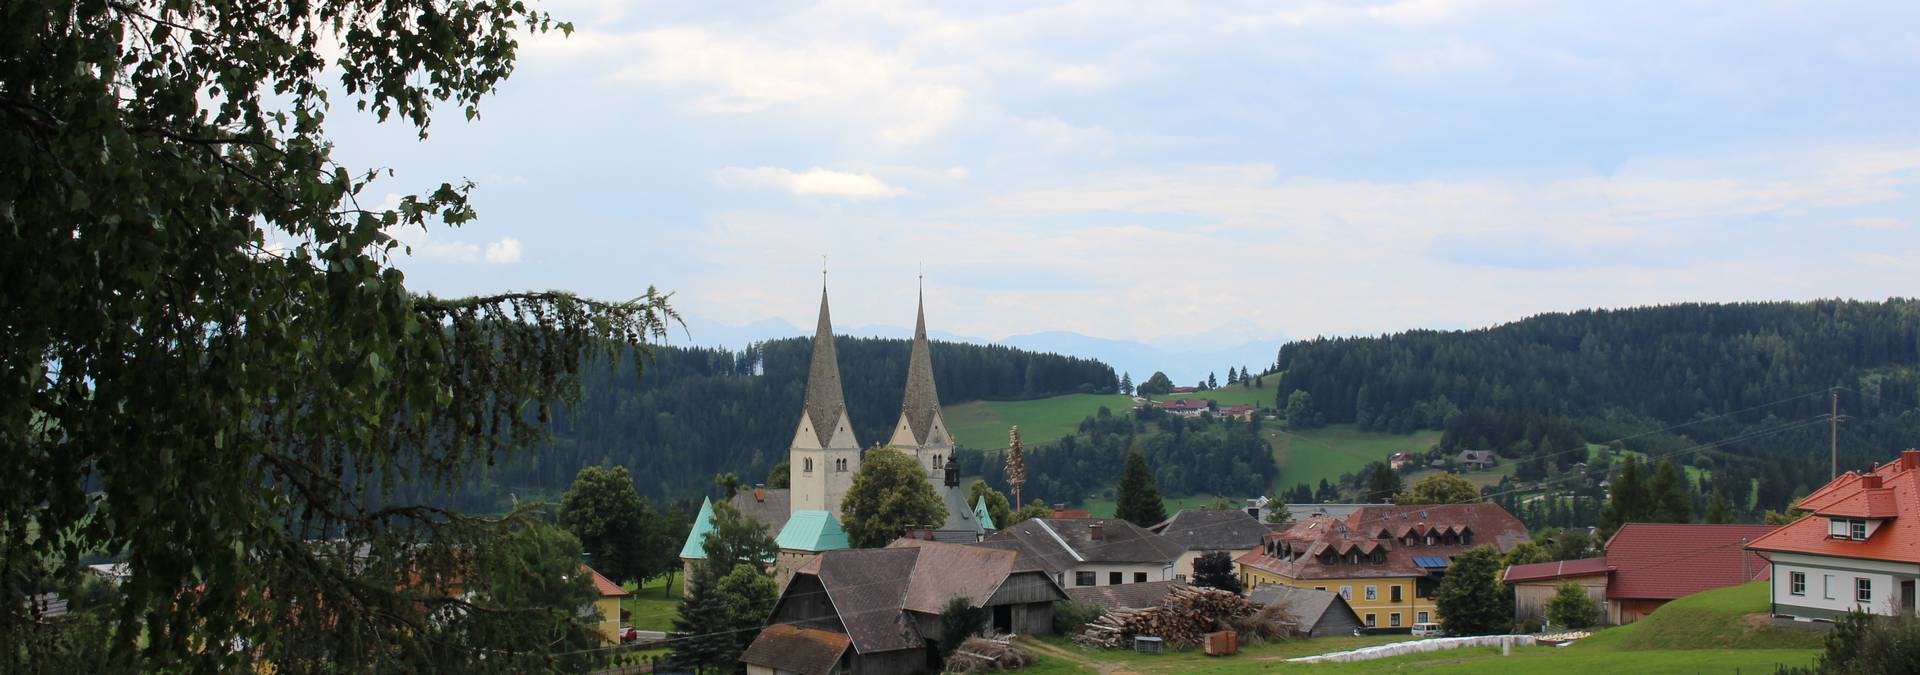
[1457,450,1498,470]
[1747,449,1920,621]
[1159,398,1212,417]
[980,518,1185,589]
[746,540,1066,673]
[1246,584,1366,638]
[1217,404,1257,421]
[1505,523,1774,625]
[1388,452,1416,471]
[1236,503,1528,632]
[1149,508,1270,581]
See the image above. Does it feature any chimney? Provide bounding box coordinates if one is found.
[1090,522,1104,541]
[753,485,766,502]
[1902,449,1920,472]
[1862,475,1883,490]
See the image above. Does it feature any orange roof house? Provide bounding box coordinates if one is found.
[1747,449,1920,622]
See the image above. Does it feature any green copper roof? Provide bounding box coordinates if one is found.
[975,497,996,530]
[678,497,716,559]
[774,510,850,552]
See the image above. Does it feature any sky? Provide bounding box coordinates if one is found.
[331,0,1920,349]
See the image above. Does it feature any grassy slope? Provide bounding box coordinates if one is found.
[1269,424,1441,494]
[942,393,1133,448]
[1077,495,1224,519]
[619,574,683,631]
[1024,581,1823,674]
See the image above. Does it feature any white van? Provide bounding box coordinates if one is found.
[1410,622,1443,637]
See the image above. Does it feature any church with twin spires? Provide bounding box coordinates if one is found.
[679,279,987,589]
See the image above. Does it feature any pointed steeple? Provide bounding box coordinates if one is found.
[899,281,942,445]
[802,283,848,448]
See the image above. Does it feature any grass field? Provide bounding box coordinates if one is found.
[1269,424,1441,494]
[1151,383,1278,408]
[1022,581,1823,674]
[620,574,682,631]
[942,393,1133,448]
[1077,494,1227,518]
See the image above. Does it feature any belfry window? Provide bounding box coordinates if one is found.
[803,458,814,473]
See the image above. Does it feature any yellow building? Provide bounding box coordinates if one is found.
[1236,503,1528,632]
[582,565,630,644]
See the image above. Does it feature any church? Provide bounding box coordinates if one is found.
[679,280,989,589]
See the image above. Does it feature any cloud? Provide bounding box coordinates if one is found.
[715,166,907,199]
[1852,217,1908,230]
[484,238,523,264]
[1051,64,1118,91]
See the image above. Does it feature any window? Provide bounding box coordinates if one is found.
[1831,518,1850,538]
[1340,586,1352,600]
[1417,611,1430,624]
[1390,613,1402,627]
[1391,585,1403,603]
[1365,586,1377,601]
[1824,575,1835,600]
[1110,572,1123,585]
[1857,578,1872,603]
[1405,536,1416,547]
[1074,572,1096,587]
[1365,614,1377,627]
[1315,587,1327,592]
[1852,520,1868,540]
[803,458,814,473]
[1789,572,1806,596]
[1135,572,1148,583]
[1425,535,1435,545]
[932,454,942,467]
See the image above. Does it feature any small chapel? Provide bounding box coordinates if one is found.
[679,279,988,589]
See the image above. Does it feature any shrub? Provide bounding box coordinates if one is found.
[1545,582,1600,630]
[1053,599,1105,634]
[1777,610,1920,674]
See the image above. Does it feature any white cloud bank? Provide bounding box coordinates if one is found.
[715,166,906,199]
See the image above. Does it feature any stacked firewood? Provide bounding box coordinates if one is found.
[1071,587,1262,648]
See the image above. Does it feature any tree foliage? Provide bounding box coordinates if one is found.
[1501,541,1552,568]
[1265,502,1293,525]
[1006,499,1053,527]
[1544,582,1600,630]
[559,466,675,586]
[959,410,1274,509]
[1780,611,1920,675]
[1114,451,1167,527]
[1191,551,1244,594]
[841,447,945,548]
[1364,462,1403,503]
[701,500,777,576]
[1646,459,1693,524]
[1138,371,1175,397]
[967,480,1013,530]
[1,1,686,670]
[1434,546,1510,635]
[937,596,989,665]
[1400,474,1482,505]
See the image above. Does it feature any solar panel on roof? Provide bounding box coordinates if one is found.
[1414,556,1451,569]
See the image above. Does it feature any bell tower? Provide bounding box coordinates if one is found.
[790,279,860,520]
[888,279,955,478]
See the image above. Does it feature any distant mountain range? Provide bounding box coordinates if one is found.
[675,315,1282,386]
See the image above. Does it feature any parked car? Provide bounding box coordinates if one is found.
[1411,622,1443,637]
[619,627,640,644]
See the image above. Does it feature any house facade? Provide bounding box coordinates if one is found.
[980,518,1185,589]
[1236,503,1528,632]
[582,565,629,644]
[1748,449,1920,621]
[747,541,1066,673]
[1149,508,1269,581]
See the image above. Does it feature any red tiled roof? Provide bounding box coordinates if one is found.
[1238,503,1528,581]
[582,565,628,598]
[1161,398,1209,411]
[1748,450,1920,564]
[1503,557,1610,583]
[1605,523,1777,600]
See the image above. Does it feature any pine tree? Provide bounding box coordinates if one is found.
[1365,462,1403,503]
[1647,459,1692,523]
[1191,551,1244,593]
[1114,451,1167,527]
[1207,372,1218,389]
[1120,372,1134,396]
[1601,454,1649,533]
[668,564,734,670]
[1705,491,1734,524]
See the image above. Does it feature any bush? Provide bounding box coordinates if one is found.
[1053,599,1105,634]
[1545,582,1600,630]
[1777,610,1920,674]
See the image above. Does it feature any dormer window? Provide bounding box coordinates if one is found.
[1829,518,1872,541]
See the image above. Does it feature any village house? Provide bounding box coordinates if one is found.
[743,540,1066,673]
[1388,452,1416,471]
[1158,397,1212,418]
[1149,508,1270,581]
[1747,449,1920,621]
[1236,503,1528,632]
[1505,523,1775,625]
[1217,404,1257,421]
[980,518,1186,589]
[1246,584,1367,638]
[1457,450,1498,471]
[582,565,629,644]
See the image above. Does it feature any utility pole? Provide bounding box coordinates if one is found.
[1830,388,1841,479]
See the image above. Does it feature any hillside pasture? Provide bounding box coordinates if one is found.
[1269,424,1441,495]
[942,393,1133,449]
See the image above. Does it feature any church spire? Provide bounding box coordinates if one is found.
[899,279,942,445]
[802,282,847,448]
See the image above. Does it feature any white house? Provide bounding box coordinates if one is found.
[979,518,1186,589]
[1748,449,1920,621]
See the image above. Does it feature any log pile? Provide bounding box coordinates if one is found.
[945,635,1035,673]
[1070,587,1262,648]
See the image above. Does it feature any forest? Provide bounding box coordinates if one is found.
[1271,299,1920,518]
[956,405,1278,506]
[401,335,1117,511]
